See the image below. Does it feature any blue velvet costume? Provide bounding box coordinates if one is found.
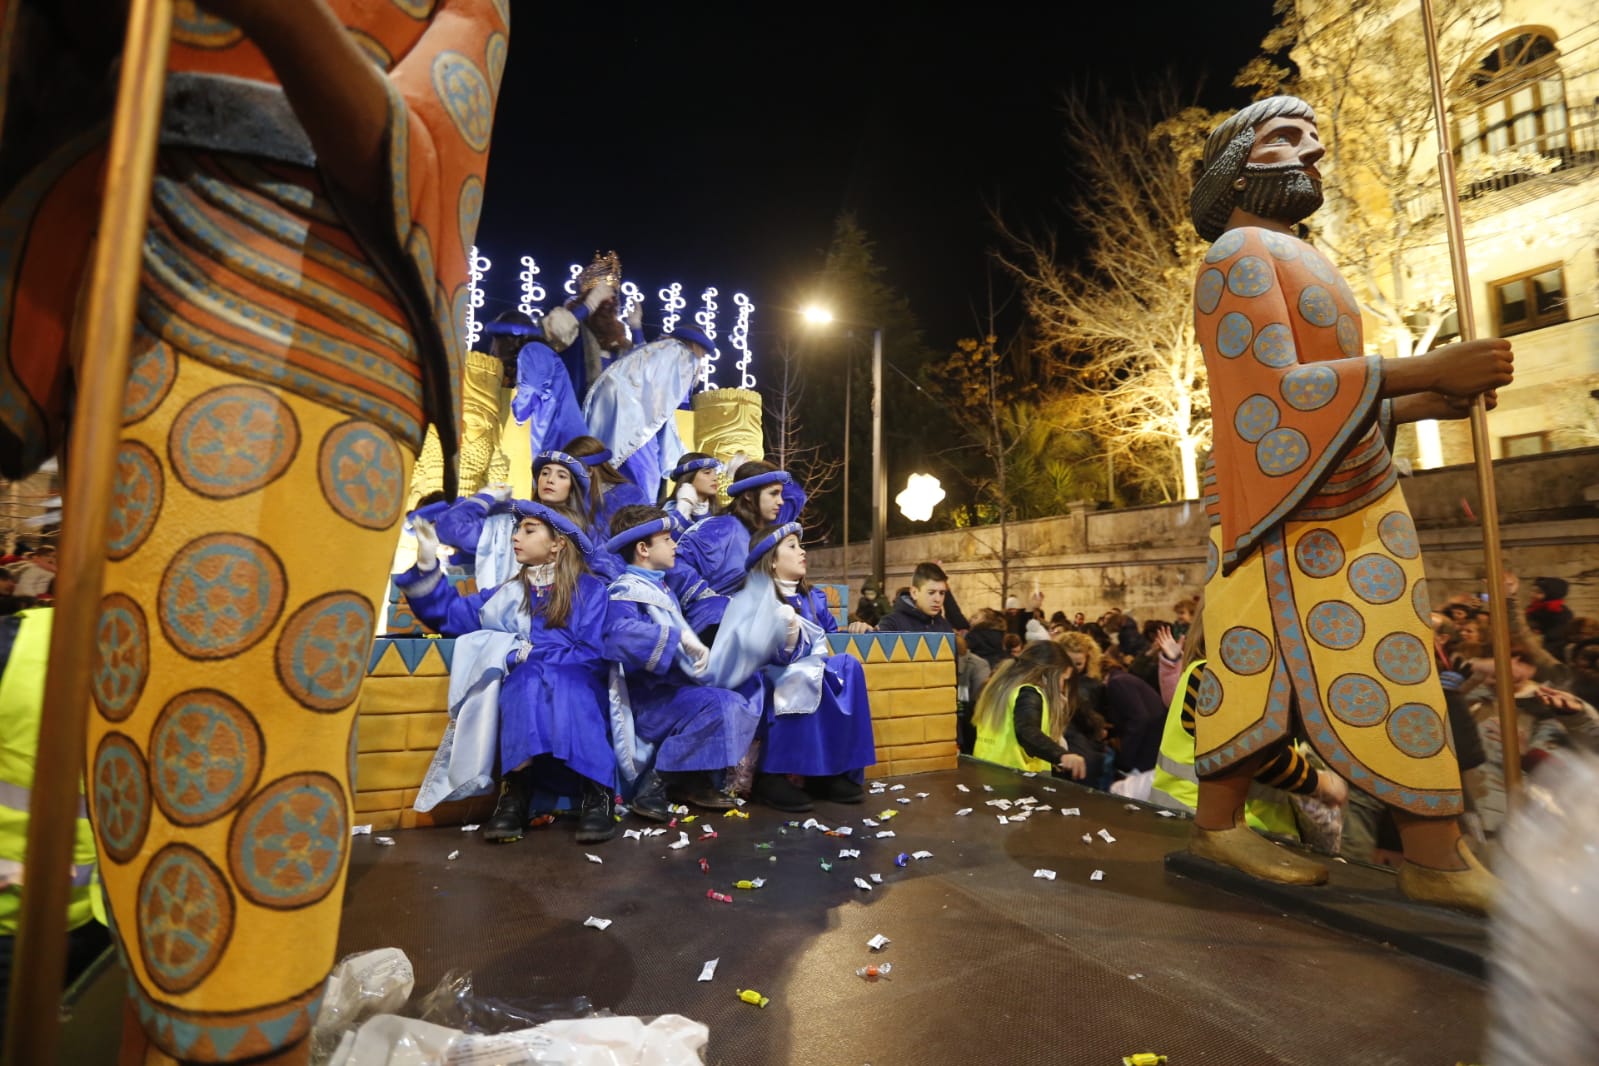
[604,567,762,777]
[667,479,808,633]
[397,564,616,802]
[762,583,876,778]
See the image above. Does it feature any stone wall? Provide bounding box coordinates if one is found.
[808,447,1599,624]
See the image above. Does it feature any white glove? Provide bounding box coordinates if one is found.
[626,303,644,334]
[582,281,617,311]
[777,603,800,650]
[680,630,710,676]
[412,517,440,571]
[485,482,513,504]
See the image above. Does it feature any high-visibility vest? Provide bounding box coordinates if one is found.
[0,607,98,935]
[973,684,1055,774]
[1148,659,1299,838]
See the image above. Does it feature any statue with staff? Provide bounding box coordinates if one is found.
[1184,91,1513,914]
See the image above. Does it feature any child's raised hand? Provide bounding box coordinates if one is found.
[412,517,440,570]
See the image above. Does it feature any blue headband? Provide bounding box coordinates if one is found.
[533,450,591,491]
[666,325,717,354]
[745,521,803,572]
[726,469,792,497]
[482,320,542,339]
[670,456,723,481]
[576,448,613,468]
[512,499,595,558]
[604,515,674,555]
[404,500,451,531]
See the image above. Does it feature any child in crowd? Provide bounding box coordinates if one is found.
[401,501,617,845]
[972,640,1105,780]
[660,453,723,532]
[602,505,760,818]
[710,522,876,812]
[562,434,652,536]
[668,459,804,638]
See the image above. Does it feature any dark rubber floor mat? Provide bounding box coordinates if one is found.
[331,758,1488,1065]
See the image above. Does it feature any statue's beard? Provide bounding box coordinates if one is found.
[1238,161,1323,226]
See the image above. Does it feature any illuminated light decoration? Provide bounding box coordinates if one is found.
[564,263,582,298]
[621,281,645,319]
[696,287,720,391]
[620,281,645,343]
[896,473,946,522]
[731,292,757,389]
[659,282,686,335]
[517,255,546,320]
[465,246,491,350]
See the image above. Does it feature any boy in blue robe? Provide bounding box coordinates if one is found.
[603,506,761,819]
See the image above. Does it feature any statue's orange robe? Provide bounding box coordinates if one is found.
[1194,226,1463,817]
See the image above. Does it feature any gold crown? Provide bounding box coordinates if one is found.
[578,251,622,294]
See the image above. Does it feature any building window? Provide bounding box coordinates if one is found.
[1500,431,1548,458]
[1453,29,1570,169]
[1490,264,1567,336]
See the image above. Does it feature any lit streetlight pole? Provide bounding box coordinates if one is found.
[802,305,886,601]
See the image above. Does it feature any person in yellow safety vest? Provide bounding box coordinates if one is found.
[1150,656,1347,836]
[973,641,1108,779]
[0,606,107,1032]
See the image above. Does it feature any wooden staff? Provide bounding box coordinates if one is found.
[2,2,173,1064]
[1418,0,1521,802]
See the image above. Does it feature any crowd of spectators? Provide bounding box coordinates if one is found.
[868,560,1597,870]
[0,542,54,615]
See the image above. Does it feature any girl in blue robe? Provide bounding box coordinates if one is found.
[562,434,652,539]
[659,453,723,535]
[398,502,618,845]
[710,522,876,812]
[601,505,762,819]
[667,460,807,638]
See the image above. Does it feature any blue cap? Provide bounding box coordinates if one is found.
[666,325,717,354]
[533,450,591,492]
[576,447,614,468]
[669,456,723,481]
[745,521,803,572]
[727,468,792,497]
[511,499,595,558]
[604,514,675,556]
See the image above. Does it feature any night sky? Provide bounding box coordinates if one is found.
[475,4,1280,358]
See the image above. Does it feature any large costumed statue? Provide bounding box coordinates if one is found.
[0,0,509,1061]
[1186,96,1512,913]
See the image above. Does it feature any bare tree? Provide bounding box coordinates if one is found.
[763,337,843,541]
[997,88,1217,501]
[1237,0,1498,465]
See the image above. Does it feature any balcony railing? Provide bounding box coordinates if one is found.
[1403,108,1599,224]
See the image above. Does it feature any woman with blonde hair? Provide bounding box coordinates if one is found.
[973,640,1106,780]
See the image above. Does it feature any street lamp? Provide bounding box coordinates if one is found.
[801,304,886,603]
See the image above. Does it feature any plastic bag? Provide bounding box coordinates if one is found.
[312,949,416,1064]
[326,1012,709,1066]
[417,968,596,1034]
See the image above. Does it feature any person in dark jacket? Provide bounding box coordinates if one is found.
[877,562,956,633]
[1526,576,1575,660]
[966,608,1009,667]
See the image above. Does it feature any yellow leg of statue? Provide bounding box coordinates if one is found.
[91,344,413,1064]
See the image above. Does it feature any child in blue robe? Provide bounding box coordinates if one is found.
[659,453,723,535]
[667,460,806,638]
[601,505,762,819]
[710,522,876,812]
[399,501,618,844]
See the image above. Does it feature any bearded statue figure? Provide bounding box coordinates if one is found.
[1183,96,1514,915]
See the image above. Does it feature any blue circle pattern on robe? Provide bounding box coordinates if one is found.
[1388,704,1447,758]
